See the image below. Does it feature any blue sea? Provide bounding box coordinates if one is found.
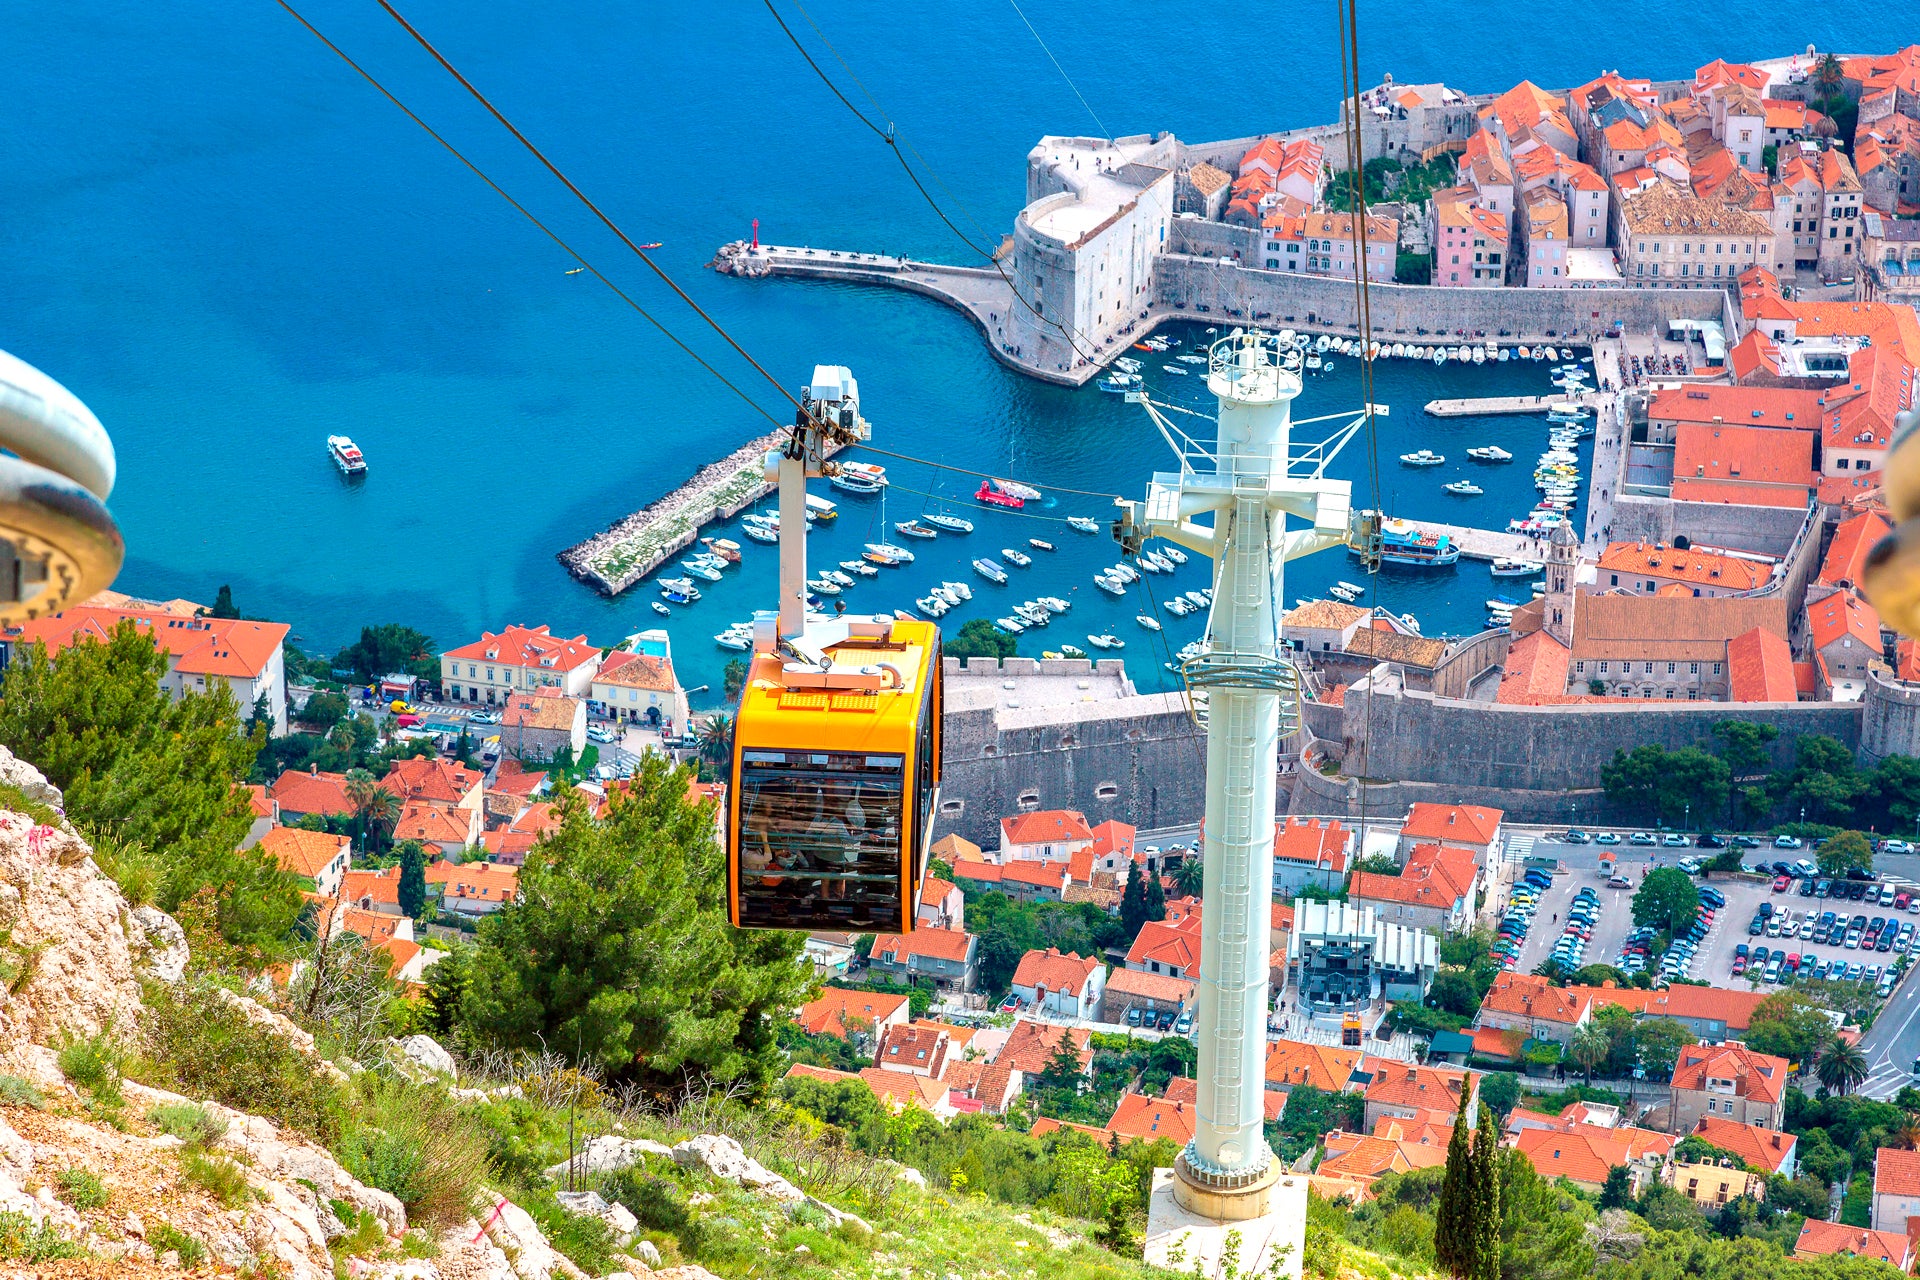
[0,3,1873,703]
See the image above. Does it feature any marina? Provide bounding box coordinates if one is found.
[1423,392,1600,417]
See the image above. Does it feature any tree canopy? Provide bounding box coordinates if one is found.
[1601,745,1728,826]
[1631,868,1700,936]
[943,618,1017,662]
[335,624,439,683]
[1816,830,1873,878]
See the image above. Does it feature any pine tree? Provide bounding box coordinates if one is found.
[1143,865,1167,921]
[1469,1102,1503,1280]
[1434,1086,1474,1277]
[1120,860,1149,937]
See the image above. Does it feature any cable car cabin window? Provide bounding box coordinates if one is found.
[736,747,905,930]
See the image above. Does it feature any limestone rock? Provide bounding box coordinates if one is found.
[804,1195,872,1234]
[452,1084,525,1103]
[648,1268,724,1280]
[438,1221,519,1280]
[556,1189,638,1245]
[206,987,351,1085]
[545,1134,675,1182]
[894,1164,928,1191]
[480,1191,589,1280]
[0,767,142,1045]
[631,1239,663,1269]
[399,1033,458,1077]
[0,744,63,810]
[125,905,190,983]
[672,1134,802,1202]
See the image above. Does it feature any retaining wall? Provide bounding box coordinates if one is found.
[1605,492,1813,558]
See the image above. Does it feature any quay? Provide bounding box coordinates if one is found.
[1411,520,1557,565]
[1423,392,1600,418]
[557,426,843,597]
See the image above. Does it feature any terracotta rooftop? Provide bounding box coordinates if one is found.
[270,768,355,818]
[1265,1039,1360,1092]
[1689,1116,1796,1174]
[7,606,288,680]
[443,624,600,673]
[1570,593,1788,664]
[1795,1218,1911,1267]
[871,927,975,965]
[1127,920,1200,975]
[1400,803,1503,847]
[1820,511,1894,588]
[257,826,350,880]
[1000,809,1094,848]
[997,1019,1091,1076]
[1011,947,1102,995]
[1806,591,1883,655]
[1727,627,1799,703]
[1875,1145,1920,1199]
[1670,1043,1787,1106]
[796,987,909,1039]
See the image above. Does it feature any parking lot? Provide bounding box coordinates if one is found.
[1505,865,1640,974]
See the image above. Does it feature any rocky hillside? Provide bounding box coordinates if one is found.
[0,746,1171,1280]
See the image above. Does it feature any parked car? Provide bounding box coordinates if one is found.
[1774,835,1804,849]
[1607,875,1633,889]
[1662,834,1689,848]
[1563,829,1591,844]
[1629,832,1656,846]
[1773,876,1792,893]
[468,710,502,725]
[1126,1006,1143,1027]
[1883,839,1916,855]
[1731,835,1762,849]
[1174,1010,1194,1035]
[1696,833,1727,848]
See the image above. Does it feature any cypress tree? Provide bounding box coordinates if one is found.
[1469,1102,1503,1280]
[1143,864,1167,921]
[1120,860,1148,937]
[1434,1085,1474,1277]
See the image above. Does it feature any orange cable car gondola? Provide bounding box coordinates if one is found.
[726,366,940,933]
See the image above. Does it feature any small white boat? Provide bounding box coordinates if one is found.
[1498,348,1511,362]
[840,559,879,577]
[1108,562,1141,583]
[1162,364,1188,376]
[808,578,842,596]
[1400,450,1446,466]
[1067,516,1101,533]
[1002,547,1033,568]
[714,631,751,651]
[973,558,1008,583]
[1305,354,1323,370]
[1144,551,1175,573]
[824,569,855,587]
[1164,597,1192,615]
[925,512,975,533]
[916,595,949,618]
[1432,348,1446,365]
[1485,600,1518,614]
[1466,446,1513,462]
[651,601,671,616]
[1443,480,1484,496]
[1014,603,1050,626]
[700,537,742,563]
[1161,545,1188,565]
[1472,347,1486,364]
[1136,614,1162,631]
[1087,634,1124,650]
[741,523,778,544]
[328,434,367,476]
[1060,644,1087,659]
[1039,596,1070,613]
[895,520,938,540]
[1114,357,1143,373]
[1029,538,1054,552]
[1336,581,1364,595]
[943,580,973,602]
[681,559,723,581]
[1329,584,1359,601]
[1177,354,1207,365]
[931,585,959,606]
[1093,574,1127,595]
[1137,553,1168,574]
[1185,590,1209,608]
[866,541,915,563]
[1099,375,1139,393]
[1491,558,1543,577]
[997,617,1026,633]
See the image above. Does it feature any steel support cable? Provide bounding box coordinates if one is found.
[760,0,1103,366]
[1004,0,1111,141]
[272,0,787,431]
[370,0,804,414]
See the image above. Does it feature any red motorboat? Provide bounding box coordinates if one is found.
[976,479,1024,508]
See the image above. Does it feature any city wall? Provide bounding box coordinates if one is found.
[1340,670,1862,795]
[1153,255,1726,340]
[1861,665,1920,765]
[1606,492,1812,558]
[1429,628,1511,701]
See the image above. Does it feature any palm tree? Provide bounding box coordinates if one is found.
[1814,52,1844,96]
[1171,856,1203,898]
[1815,1035,1869,1096]
[344,769,400,853]
[696,713,734,781]
[1570,1023,1611,1085]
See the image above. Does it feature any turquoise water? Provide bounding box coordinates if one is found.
[0,3,1869,702]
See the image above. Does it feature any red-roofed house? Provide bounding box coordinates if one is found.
[860,1066,956,1119]
[383,757,486,815]
[3,602,292,736]
[1396,803,1503,862]
[441,624,602,705]
[917,874,963,931]
[943,1059,1021,1116]
[1264,1039,1361,1094]
[1010,948,1106,1019]
[258,827,351,897]
[1872,1146,1920,1234]
[1669,1043,1788,1132]
[1102,967,1195,1025]
[1363,1063,1475,1131]
[796,987,910,1042]
[999,810,1094,863]
[339,866,403,916]
[424,858,518,916]
[1822,511,1895,589]
[868,928,979,992]
[1796,1219,1913,1269]
[243,784,277,849]
[1688,1116,1797,1176]
[1514,1123,1668,1195]
[589,646,688,731]
[998,860,1071,903]
[1348,843,1481,935]
[271,767,355,823]
[997,1019,1092,1078]
[1474,972,1589,1046]
[1106,1089,1197,1146]
[392,801,481,856]
[1807,592,1884,697]
[1089,820,1137,875]
[874,1021,951,1079]
[1273,817,1351,895]
[1726,627,1799,703]
[1127,919,1200,980]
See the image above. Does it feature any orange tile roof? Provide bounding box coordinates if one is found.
[1806,592,1883,655]
[1479,971,1583,1025]
[384,757,484,807]
[932,832,985,863]
[1670,423,1817,493]
[1364,1064,1471,1113]
[1351,843,1476,911]
[594,648,679,693]
[1011,947,1102,995]
[1791,300,1920,368]
[246,784,275,820]
[785,1061,858,1085]
[1694,59,1767,94]
[1001,809,1094,847]
[859,1067,948,1113]
[1670,478,1809,508]
[1400,803,1502,847]
[1670,1043,1788,1106]
[998,1019,1091,1076]
[1106,1090,1197,1145]
[392,801,473,846]
[1471,1026,1525,1061]
[1265,1039,1360,1091]
[1795,1219,1911,1266]
[1690,1116,1797,1173]
[1876,1145,1920,1199]
[271,769,355,818]
[501,690,581,732]
[1599,539,1774,592]
[1821,511,1894,588]
[257,826,350,880]
[796,987,910,1039]
[876,1021,948,1073]
[1127,921,1199,974]
[334,907,401,945]
[423,858,518,903]
[921,874,957,902]
[1513,1126,1634,1186]
[1727,627,1799,703]
[1497,629,1572,704]
[1002,861,1070,890]
[443,624,600,673]
[340,867,401,908]
[1274,816,1349,869]
[872,927,974,965]
[1106,966,1196,1005]
[8,606,288,680]
[1825,345,1915,453]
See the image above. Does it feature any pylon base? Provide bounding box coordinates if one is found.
[1144,1164,1307,1278]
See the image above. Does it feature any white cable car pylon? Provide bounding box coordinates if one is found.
[1114,328,1379,1238]
[0,349,123,625]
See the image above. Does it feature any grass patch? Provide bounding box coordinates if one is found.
[147,1101,228,1148]
[54,1167,109,1211]
[88,828,162,906]
[0,1075,46,1110]
[336,1079,492,1229]
[148,1221,207,1268]
[181,1149,251,1208]
[521,1188,618,1276]
[329,1210,388,1260]
[0,782,61,829]
[137,980,347,1144]
[56,1028,125,1109]
[0,1209,83,1262]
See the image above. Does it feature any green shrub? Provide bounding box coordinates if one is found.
[54,1167,109,1211]
[147,1101,229,1148]
[181,1149,251,1208]
[0,783,61,829]
[148,1221,207,1267]
[55,1029,125,1107]
[604,1169,692,1238]
[0,1075,46,1110]
[0,1209,83,1262]
[90,830,163,907]
[336,1080,492,1229]
[522,1189,618,1275]
[138,981,347,1143]
[330,1209,387,1259]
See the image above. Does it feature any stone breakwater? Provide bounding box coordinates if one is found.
[557,426,842,597]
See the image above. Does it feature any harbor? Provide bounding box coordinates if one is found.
[1422,391,1600,417]
[557,425,846,597]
